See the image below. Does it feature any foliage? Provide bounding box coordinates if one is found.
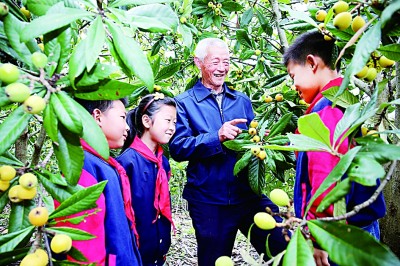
[0,0,399,265]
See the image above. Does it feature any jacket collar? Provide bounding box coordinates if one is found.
[193,79,236,102]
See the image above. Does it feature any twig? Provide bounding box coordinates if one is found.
[318,160,397,222]
[37,148,54,169]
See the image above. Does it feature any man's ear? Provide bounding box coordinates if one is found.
[92,109,102,127]
[306,54,319,72]
[194,57,202,70]
[142,114,151,129]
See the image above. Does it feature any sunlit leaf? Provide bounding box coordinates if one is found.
[283,228,315,266]
[297,113,332,149]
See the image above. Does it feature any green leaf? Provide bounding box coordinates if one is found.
[26,0,60,16]
[76,64,120,87]
[155,62,182,81]
[0,247,30,265]
[308,220,400,266]
[178,24,193,48]
[49,181,107,219]
[377,44,400,61]
[128,4,179,32]
[0,152,23,167]
[304,147,361,216]
[106,20,154,90]
[0,180,17,212]
[381,0,400,28]
[223,139,253,151]
[267,112,292,139]
[338,21,382,96]
[83,16,106,72]
[43,102,59,142]
[286,134,332,152]
[46,26,72,75]
[222,1,243,12]
[262,74,288,89]
[333,103,361,146]
[36,172,75,203]
[283,228,315,266]
[240,8,253,27]
[0,106,32,156]
[280,5,318,28]
[8,201,35,233]
[53,125,84,186]
[0,227,34,253]
[70,97,109,160]
[316,178,351,213]
[322,86,359,109]
[109,0,175,8]
[347,156,385,186]
[69,37,87,86]
[356,142,400,164]
[234,151,252,176]
[298,113,332,149]
[0,87,11,107]
[50,92,83,135]
[236,29,253,49]
[248,156,265,196]
[46,227,95,240]
[20,6,93,42]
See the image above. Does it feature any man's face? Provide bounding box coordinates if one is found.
[197,46,230,91]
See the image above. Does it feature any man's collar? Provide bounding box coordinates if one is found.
[193,79,236,102]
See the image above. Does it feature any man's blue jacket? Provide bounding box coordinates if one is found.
[169,80,258,205]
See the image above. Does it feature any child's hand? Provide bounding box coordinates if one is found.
[313,248,330,266]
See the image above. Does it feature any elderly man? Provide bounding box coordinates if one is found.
[169,38,288,265]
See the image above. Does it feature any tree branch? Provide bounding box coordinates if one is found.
[269,0,288,51]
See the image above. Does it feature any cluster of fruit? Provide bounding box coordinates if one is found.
[0,52,48,114]
[207,1,222,15]
[354,52,395,82]
[248,120,268,160]
[263,93,283,103]
[0,165,39,202]
[253,188,290,230]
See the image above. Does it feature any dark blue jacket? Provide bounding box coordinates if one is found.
[169,80,256,205]
[294,97,386,227]
[83,152,142,266]
[117,149,171,266]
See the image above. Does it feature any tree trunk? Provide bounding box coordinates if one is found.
[380,61,400,258]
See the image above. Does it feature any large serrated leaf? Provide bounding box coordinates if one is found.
[128,4,179,32]
[248,156,265,196]
[106,20,154,90]
[26,0,60,16]
[0,227,34,253]
[322,86,358,109]
[347,156,385,186]
[20,6,93,42]
[43,102,59,142]
[283,228,315,266]
[316,178,351,213]
[286,134,331,152]
[46,227,95,240]
[234,151,252,176]
[308,220,400,266]
[262,73,288,89]
[49,181,107,219]
[84,16,106,72]
[381,0,400,28]
[280,5,318,28]
[377,43,400,61]
[53,125,84,186]
[356,142,400,164]
[267,112,292,139]
[298,113,332,150]
[0,106,32,156]
[50,92,83,135]
[223,139,253,151]
[37,172,75,203]
[333,103,361,147]
[75,79,142,100]
[236,29,253,49]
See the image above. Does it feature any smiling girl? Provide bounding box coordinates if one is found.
[117,93,177,266]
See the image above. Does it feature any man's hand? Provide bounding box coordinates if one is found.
[218,119,247,142]
[313,248,330,266]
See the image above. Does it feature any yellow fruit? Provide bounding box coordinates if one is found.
[0,165,16,181]
[366,130,379,137]
[333,1,349,14]
[216,3,222,8]
[364,68,377,82]
[31,52,48,69]
[351,16,366,32]
[252,135,261,143]
[355,66,368,79]
[0,180,10,191]
[318,23,326,30]
[208,2,214,8]
[0,63,20,84]
[299,99,307,105]
[270,188,290,207]
[5,82,31,103]
[254,212,276,230]
[251,147,260,156]
[20,6,31,19]
[38,43,44,51]
[19,173,38,189]
[255,49,262,56]
[20,253,42,266]
[153,85,162,92]
[258,150,267,160]
[34,248,49,265]
[29,207,49,226]
[51,234,72,254]
[249,127,257,135]
[23,95,46,114]
[264,95,273,103]
[315,10,327,22]
[8,185,21,203]
[250,120,258,128]
[180,16,187,24]
[324,33,333,41]
[275,93,283,102]
[18,185,37,200]
[379,56,395,68]
[215,256,234,266]
[361,126,368,136]
[0,2,9,17]
[333,12,352,30]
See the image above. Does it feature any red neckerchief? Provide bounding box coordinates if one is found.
[305,77,343,115]
[81,140,140,246]
[130,136,175,232]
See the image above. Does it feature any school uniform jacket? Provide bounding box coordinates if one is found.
[169,80,256,205]
[294,77,386,226]
[117,149,172,266]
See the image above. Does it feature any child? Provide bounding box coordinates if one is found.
[117,93,177,266]
[283,31,386,265]
[55,99,142,266]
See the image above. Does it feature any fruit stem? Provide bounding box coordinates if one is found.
[43,231,54,266]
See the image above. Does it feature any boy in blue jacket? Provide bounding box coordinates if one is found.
[283,30,386,266]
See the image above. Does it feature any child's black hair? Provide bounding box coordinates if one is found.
[121,94,176,152]
[76,98,128,114]
[283,30,340,71]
